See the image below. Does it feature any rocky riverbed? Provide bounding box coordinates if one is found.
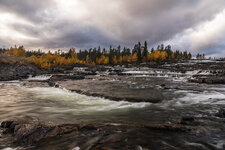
[0,60,225,150]
[2,115,224,150]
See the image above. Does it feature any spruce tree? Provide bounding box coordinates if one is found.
[142,41,148,62]
[137,42,142,63]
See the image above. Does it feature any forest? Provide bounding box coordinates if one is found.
[0,41,194,69]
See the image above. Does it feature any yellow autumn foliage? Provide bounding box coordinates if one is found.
[4,46,26,57]
[28,53,79,69]
[148,50,168,62]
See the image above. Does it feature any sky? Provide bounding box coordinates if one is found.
[0,0,225,57]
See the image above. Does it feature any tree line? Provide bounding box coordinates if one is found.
[0,42,194,68]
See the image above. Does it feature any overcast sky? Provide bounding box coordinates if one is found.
[0,0,225,57]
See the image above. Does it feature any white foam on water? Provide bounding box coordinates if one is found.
[73,67,87,71]
[208,140,225,149]
[177,91,225,105]
[159,89,225,108]
[184,141,208,149]
[185,70,200,75]
[172,77,188,82]
[198,70,212,75]
[1,148,21,150]
[0,80,21,86]
[122,71,151,74]
[72,147,80,150]
[27,75,52,81]
[208,86,225,91]
[23,87,150,113]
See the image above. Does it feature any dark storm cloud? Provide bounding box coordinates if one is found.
[36,27,114,50]
[115,0,225,44]
[0,0,55,23]
[9,23,40,37]
[0,0,225,56]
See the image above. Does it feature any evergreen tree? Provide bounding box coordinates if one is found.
[160,44,164,51]
[142,41,148,62]
[188,52,192,59]
[151,48,155,53]
[137,42,142,63]
[157,45,160,50]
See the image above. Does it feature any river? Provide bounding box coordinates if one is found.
[0,74,225,149]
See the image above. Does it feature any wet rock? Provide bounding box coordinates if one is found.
[93,134,125,150]
[189,69,225,84]
[93,146,120,150]
[190,76,225,84]
[50,74,85,81]
[86,66,108,72]
[160,84,166,87]
[50,66,74,73]
[144,123,193,132]
[1,121,97,146]
[54,83,59,88]
[57,76,166,103]
[0,120,204,149]
[100,134,123,144]
[78,71,97,76]
[82,136,101,150]
[215,108,225,118]
[0,128,3,138]
[1,121,13,128]
[179,116,195,125]
[78,124,98,131]
[48,81,56,87]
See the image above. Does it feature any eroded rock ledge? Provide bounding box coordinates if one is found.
[0,121,97,146]
[0,119,195,148]
[1,114,224,150]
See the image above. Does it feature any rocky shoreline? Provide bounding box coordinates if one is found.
[0,64,42,81]
[1,109,224,150]
[1,60,225,84]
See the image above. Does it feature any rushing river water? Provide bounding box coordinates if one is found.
[0,77,225,150]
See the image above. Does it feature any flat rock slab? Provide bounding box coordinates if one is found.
[56,76,167,103]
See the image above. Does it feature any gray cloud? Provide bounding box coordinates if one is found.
[0,0,224,56]
[0,0,55,23]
